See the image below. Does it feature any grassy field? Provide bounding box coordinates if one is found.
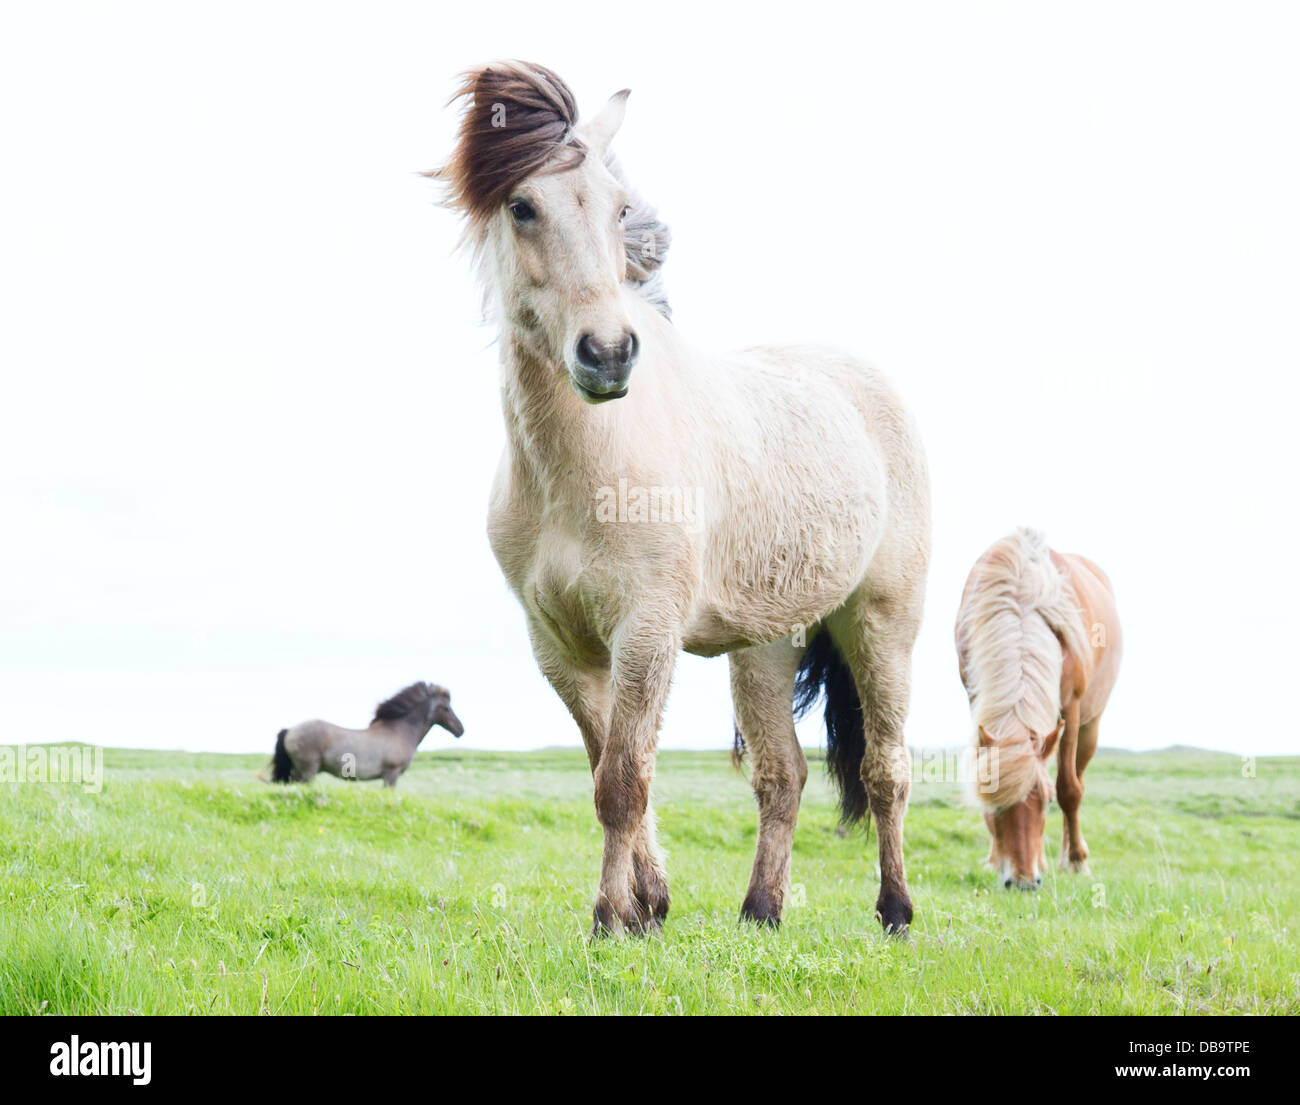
[1,743,1296,1015]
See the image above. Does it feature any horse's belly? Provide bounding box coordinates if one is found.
[682,560,867,656]
[320,739,376,779]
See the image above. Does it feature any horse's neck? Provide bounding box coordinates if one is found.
[498,319,692,506]
[368,718,427,748]
[499,337,610,501]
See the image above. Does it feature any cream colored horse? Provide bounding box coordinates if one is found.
[955,529,1121,887]
[435,62,931,935]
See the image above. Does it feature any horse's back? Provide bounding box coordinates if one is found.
[1053,550,1122,722]
[283,719,331,754]
[285,720,370,777]
[737,345,925,469]
[729,344,930,571]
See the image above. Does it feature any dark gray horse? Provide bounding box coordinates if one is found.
[270,682,463,787]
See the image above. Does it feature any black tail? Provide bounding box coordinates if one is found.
[731,723,746,768]
[270,728,293,783]
[795,630,869,824]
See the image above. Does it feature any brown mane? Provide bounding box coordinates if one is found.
[372,682,433,722]
[433,61,585,227]
[431,59,673,316]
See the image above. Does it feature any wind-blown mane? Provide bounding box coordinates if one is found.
[605,151,672,318]
[435,61,584,227]
[372,682,434,722]
[430,60,672,317]
[959,528,1089,809]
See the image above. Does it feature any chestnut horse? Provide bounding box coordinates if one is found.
[955,529,1121,887]
[433,62,930,935]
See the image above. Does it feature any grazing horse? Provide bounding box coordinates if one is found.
[270,682,463,787]
[433,62,931,935]
[955,529,1121,888]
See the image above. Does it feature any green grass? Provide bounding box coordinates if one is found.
[1,744,1296,1014]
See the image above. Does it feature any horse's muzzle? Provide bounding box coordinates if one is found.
[571,330,638,402]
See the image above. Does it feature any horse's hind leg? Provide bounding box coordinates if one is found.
[832,590,923,936]
[292,747,321,784]
[731,640,808,927]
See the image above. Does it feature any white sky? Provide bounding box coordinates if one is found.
[2,2,1297,757]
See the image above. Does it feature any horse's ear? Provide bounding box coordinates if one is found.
[580,89,630,158]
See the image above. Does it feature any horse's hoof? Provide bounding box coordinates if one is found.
[632,879,671,930]
[591,896,642,939]
[1060,853,1090,874]
[590,908,620,940]
[875,893,913,938]
[628,900,668,936]
[739,889,782,928]
[624,915,663,937]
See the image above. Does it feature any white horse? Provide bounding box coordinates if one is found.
[434,62,931,935]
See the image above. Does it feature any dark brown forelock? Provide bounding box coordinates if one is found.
[435,61,586,225]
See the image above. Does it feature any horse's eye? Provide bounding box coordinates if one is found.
[618,204,631,223]
[508,200,536,223]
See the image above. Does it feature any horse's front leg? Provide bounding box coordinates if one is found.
[592,628,678,937]
[1057,711,1098,873]
[525,622,669,934]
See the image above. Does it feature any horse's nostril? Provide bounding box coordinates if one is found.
[621,330,640,368]
[576,331,639,372]
[576,333,602,371]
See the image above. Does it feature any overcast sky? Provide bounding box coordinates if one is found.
[2,2,1297,758]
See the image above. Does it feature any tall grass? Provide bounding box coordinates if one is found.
[1,746,1295,1014]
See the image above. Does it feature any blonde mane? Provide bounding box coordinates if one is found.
[959,528,1089,809]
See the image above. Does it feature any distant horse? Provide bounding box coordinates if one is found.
[433,62,930,935]
[955,529,1121,888]
[270,682,463,787]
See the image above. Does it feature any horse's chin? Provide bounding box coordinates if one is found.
[571,378,628,404]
